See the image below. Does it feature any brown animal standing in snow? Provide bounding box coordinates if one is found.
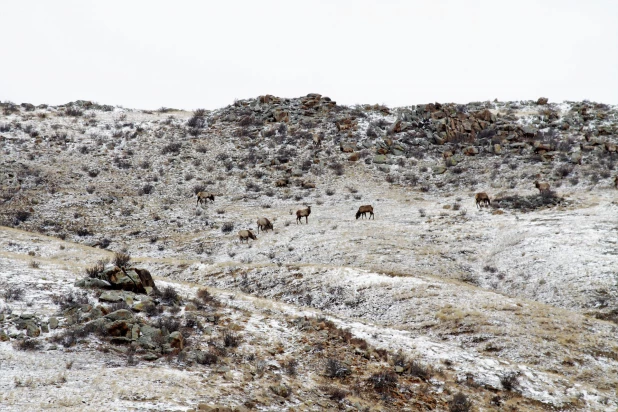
[296,205,311,224]
[238,230,257,243]
[196,192,215,205]
[475,192,491,208]
[356,205,374,220]
[256,217,273,234]
[534,180,551,194]
[614,175,618,189]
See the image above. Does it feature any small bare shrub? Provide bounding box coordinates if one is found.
[449,392,472,412]
[4,285,25,301]
[15,338,41,351]
[325,358,351,379]
[223,332,240,348]
[368,369,398,393]
[221,222,234,233]
[113,251,131,268]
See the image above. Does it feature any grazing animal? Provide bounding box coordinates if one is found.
[302,181,316,189]
[534,180,550,194]
[196,192,215,205]
[313,134,322,147]
[256,217,273,234]
[356,205,374,220]
[238,230,257,243]
[296,205,311,224]
[475,192,491,208]
[275,178,289,188]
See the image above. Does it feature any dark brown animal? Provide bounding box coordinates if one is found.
[614,175,618,189]
[296,205,311,224]
[256,217,273,234]
[238,230,257,243]
[196,192,215,205]
[475,192,491,208]
[356,205,374,220]
[534,180,550,194]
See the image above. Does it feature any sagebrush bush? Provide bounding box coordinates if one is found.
[161,142,182,155]
[325,358,351,379]
[368,369,398,393]
[449,392,472,412]
[113,251,131,268]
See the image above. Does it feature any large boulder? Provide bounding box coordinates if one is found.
[98,266,156,294]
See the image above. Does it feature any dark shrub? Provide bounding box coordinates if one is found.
[161,286,180,304]
[221,222,234,233]
[368,370,398,393]
[161,143,182,155]
[4,285,24,301]
[65,107,83,117]
[500,372,519,391]
[196,350,219,365]
[555,165,573,178]
[113,251,131,268]
[157,316,181,333]
[223,332,240,348]
[52,291,89,310]
[449,392,472,412]
[325,358,351,379]
[15,338,42,351]
[85,259,107,278]
[319,385,348,401]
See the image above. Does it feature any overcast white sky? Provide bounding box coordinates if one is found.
[1,0,617,110]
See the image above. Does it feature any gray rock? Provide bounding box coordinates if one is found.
[570,151,582,164]
[49,317,59,330]
[26,322,40,337]
[0,330,9,341]
[521,126,537,136]
[40,323,49,334]
[99,291,124,303]
[143,352,159,361]
[432,166,447,175]
[75,277,111,289]
[131,324,140,340]
[372,155,388,164]
[105,309,133,321]
[377,165,391,173]
[493,144,502,154]
[131,300,155,313]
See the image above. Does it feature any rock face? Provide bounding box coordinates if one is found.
[82,266,157,294]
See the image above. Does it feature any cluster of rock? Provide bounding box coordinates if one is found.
[0,312,58,342]
[206,94,617,175]
[75,265,157,294]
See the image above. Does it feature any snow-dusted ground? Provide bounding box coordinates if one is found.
[2,98,618,410]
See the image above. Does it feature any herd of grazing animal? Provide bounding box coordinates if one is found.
[196,179,572,244]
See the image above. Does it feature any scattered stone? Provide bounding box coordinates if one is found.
[372,155,388,164]
[143,352,159,361]
[99,291,124,303]
[105,309,134,321]
[433,166,447,175]
[169,331,184,350]
[49,317,59,330]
